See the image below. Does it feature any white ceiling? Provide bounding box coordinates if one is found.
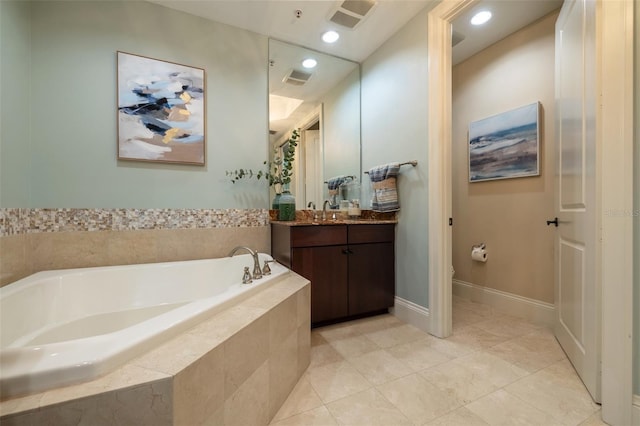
[147,0,563,139]
[451,0,562,65]
[148,0,433,63]
[149,0,563,64]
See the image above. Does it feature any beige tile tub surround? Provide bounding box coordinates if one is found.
[0,235,29,285]
[0,272,311,426]
[0,208,270,287]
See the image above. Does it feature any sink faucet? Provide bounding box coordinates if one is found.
[322,200,336,221]
[307,201,316,210]
[228,246,262,280]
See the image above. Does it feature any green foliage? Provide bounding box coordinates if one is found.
[225,168,266,184]
[225,129,300,188]
[279,129,299,185]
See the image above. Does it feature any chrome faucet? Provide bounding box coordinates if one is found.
[228,246,262,280]
[322,200,336,221]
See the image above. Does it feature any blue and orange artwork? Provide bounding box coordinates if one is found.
[468,102,540,182]
[117,52,205,165]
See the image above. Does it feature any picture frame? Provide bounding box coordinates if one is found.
[117,51,206,165]
[468,102,540,182]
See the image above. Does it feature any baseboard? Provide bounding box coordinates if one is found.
[633,394,640,425]
[391,296,430,333]
[453,279,555,328]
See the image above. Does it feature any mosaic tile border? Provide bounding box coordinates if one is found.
[0,208,269,237]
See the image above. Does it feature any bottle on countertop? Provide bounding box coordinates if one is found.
[348,199,361,218]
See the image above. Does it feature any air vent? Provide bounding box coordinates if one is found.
[283,69,313,86]
[341,0,375,16]
[329,10,361,29]
[329,0,376,30]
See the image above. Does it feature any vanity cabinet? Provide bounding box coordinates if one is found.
[271,223,395,326]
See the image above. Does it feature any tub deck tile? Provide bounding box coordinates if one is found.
[187,304,268,345]
[224,313,270,399]
[173,344,225,425]
[131,332,218,377]
[269,331,301,419]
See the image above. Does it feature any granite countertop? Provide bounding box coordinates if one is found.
[269,209,398,226]
[270,218,398,226]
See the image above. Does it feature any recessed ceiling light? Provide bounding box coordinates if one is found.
[302,58,317,69]
[322,30,340,43]
[470,10,492,26]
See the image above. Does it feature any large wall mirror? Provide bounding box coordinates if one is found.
[268,39,361,210]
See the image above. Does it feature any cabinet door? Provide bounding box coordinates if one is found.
[292,246,348,324]
[348,242,395,316]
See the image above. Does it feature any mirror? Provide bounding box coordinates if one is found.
[268,39,361,210]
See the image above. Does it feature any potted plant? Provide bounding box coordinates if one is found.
[226,129,299,220]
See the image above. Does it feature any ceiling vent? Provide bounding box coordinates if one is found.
[329,0,376,30]
[283,69,313,86]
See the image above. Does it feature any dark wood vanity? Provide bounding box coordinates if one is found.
[271,222,395,327]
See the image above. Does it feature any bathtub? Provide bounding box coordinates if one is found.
[0,253,288,399]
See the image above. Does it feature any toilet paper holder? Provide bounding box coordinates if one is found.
[471,243,488,262]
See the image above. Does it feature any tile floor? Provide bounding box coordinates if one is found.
[269,295,606,426]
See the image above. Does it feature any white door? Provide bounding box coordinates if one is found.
[553,0,600,402]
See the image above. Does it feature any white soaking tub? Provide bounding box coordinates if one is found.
[0,253,287,399]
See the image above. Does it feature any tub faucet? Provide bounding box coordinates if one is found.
[228,246,262,280]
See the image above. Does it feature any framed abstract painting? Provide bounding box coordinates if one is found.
[117,51,206,165]
[468,102,540,182]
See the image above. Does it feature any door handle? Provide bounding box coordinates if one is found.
[546,217,559,227]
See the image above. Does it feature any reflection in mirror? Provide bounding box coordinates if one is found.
[268,39,361,210]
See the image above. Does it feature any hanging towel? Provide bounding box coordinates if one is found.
[327,175,352,196]
[368,162,400,212]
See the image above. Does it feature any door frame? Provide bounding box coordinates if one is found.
[425,0,634,422]
[290,105,323,209]
[426,0,476,339]
[598,0,634,423]
[299,114,322,209]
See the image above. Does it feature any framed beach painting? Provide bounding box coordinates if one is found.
[117,51,206,165]
[468,102,540,182]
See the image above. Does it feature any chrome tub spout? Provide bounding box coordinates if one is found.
[228,246,262,280]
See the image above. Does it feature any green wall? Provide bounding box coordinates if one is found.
[361,8,430,308]
[0,1,32,207]
[2,1,269,209]
[323,67,361,185]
